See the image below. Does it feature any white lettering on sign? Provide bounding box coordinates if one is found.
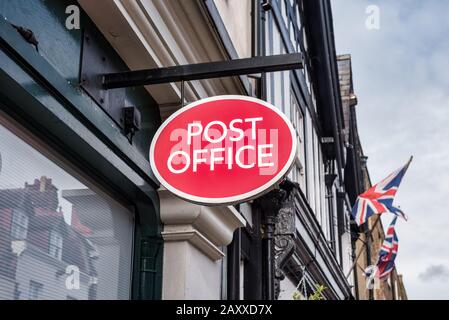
[167,117,275,174]
[167,151,190,174]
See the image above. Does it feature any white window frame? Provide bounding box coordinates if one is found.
[290,91,306,191]
[10,209,29,240]
[49,229,63,260]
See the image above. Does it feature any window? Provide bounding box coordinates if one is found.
[10,209,29,240]
[0,114,134,300]
[290,91,306,192]
[239,259,245,300]
[329,183,339,254]
[49,230,63,260]
[279,0,286,27]
[28,281,43,300]
[305,113,316,209]
[313,132,321,223]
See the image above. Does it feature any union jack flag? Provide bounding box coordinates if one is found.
[376,216,399,279]
[351,157,412,226]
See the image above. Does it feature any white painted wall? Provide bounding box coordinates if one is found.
[278,277,296,300]
[214,0,252,58]
[163,241,222,299]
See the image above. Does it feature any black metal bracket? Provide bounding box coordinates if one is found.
[102,53,303,89]
[122,107,142,144]
[90,52,302,144]
[261,0,273,11]
[80,28,126,127]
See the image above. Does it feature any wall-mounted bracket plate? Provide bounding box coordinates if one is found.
[80,28,126,128]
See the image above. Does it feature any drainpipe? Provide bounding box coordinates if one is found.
[259,0,271,300]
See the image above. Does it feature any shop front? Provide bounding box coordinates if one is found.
[0,0,164,300]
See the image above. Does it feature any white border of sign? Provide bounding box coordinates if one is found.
[149,95,297,206]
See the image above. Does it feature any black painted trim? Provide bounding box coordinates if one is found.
[269,1,323,138]
[301,0,344,178]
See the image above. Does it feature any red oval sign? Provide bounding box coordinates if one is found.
[150,95,297,205]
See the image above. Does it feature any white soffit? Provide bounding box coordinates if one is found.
[78,0,244,109]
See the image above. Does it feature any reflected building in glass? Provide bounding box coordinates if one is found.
[0,175,133,299]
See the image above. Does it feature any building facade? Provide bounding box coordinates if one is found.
[338,54,407,300]
[0,0,403,300]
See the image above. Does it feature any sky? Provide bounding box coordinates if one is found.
[331,0,449,300]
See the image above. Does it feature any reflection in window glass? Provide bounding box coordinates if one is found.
[49,230,63,261]
[10,209,29,240]
[28,280,43,300]
[0,116,134,300]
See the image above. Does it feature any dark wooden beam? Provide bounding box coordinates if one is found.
[103,53,303,89]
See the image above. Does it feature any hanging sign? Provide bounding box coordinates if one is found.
[149,95,297,205]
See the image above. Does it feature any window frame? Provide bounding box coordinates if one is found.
[28,280,43,300]
[48,229,64,261]
[10,209,29,240]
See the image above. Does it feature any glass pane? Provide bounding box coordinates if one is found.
[0,115,134,300]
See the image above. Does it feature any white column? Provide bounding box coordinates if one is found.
[159,189,246,300]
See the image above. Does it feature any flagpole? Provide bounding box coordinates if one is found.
[345,214,382,279]
[405,156,413,171]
